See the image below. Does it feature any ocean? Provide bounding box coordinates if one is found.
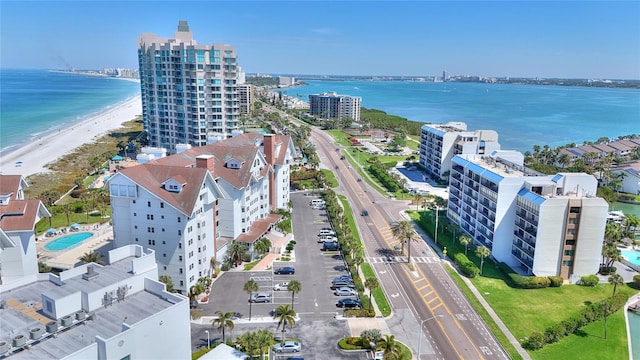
[279,80,640,152]
[0,69,141,153]
[1,71,638,155]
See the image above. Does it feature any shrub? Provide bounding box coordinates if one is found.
[580,274,599,287]
[220,263,230,272]
[242,252,252,263]
[599,266,617,275]
[548,276,564,287]
[524,332,545,350]
[454,253,479,278]
[338,337,361,350]
[360,329,382,342]
[543,323,564,343]
[344,309,375,317]
[634,274,640,285]
[285,243,294,252]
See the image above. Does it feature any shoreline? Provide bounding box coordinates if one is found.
[0,94,143,178]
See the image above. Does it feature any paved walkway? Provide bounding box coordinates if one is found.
[251,233,293,271]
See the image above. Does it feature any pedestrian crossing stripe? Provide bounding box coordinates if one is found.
[365,256,440,264]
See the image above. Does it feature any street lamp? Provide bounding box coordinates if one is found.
[417,315,444,358]
[433,206,440,246]
[205,330,210,349]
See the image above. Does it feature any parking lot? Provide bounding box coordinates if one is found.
[192,192,367,358]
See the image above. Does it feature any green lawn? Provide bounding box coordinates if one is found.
[361,263,392,317]
[408,209,638,360]
[326,129,353,147]
[35,207,110,235]
[319,169,339,188]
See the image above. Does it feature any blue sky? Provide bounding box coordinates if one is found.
[1,1,639,79]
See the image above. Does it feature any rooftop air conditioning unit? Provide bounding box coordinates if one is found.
[61,315,73,327]
[12,335,26,348]
[46,321,58,333]
[76,310,86,321]
[30,327,43,340]
[0,341,9,355]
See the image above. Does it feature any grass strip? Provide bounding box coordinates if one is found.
[444,263,523,360]
[361,263,392,317]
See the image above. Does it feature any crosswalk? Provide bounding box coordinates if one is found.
[366,256,441,264]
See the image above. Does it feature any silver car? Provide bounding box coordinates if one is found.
[272,341,301,353]
[273,282,289,291]
[334,287,357,296]
[249,292,271,303]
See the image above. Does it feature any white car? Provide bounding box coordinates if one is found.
[334,287,357,296]
[272,341,301,353]
[273,282,289,291]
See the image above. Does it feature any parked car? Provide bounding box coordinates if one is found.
[334,287,357,296]
[322,242,340,251]
[330,280,355,290]
[336,298,362,308]
[249,292,272,303]
[273,282,289,291]
[272,341,301,353]
[333,275,352,283]
[361,210,369,216]
[318,229,336,236]
[318,236,338,243]
[274,267,295,275]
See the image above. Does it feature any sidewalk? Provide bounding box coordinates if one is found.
[407,212,532,360]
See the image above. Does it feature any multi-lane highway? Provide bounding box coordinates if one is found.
[308,126,508,360]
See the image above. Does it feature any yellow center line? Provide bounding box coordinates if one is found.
[412,263,486,360]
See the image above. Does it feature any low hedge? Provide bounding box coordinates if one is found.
[524,292,630,350]
[598,266,617,275]
[454,253,479,278]
[345,309,375,318]
[579,274,599,287]
[548,276,564,287]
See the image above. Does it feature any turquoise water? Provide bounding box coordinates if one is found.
[622,250,640,266]
[612,202,640,218]
[0,69,140,153]
[630,311,640,360]
[44,232,94,251]
[280,80,640,152]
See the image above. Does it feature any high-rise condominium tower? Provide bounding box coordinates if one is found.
[138,20,239,153]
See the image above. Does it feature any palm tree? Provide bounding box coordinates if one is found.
[159,275,174,293]
[80,251,102,264]
[189,283,205,303]
[458,234,472,256]
[364,277,379,312]
[211,310,235,343]
[379,334,402,360]
[608,274,624,297]
[254,328,273,360]
[475,246,491,275]
[390,220,417,262]
[287,279,302,311]
[273,304,296,343]
[236,331,259,358]
[227,241,247,267]
[254,237,272,256]
[413,193,424,210]
[60,203,73,226]
[604,222,624,244]
[244,279,259,320]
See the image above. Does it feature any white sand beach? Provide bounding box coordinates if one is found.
[0,95,142,177]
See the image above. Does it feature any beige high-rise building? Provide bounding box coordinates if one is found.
[138,20,240,153]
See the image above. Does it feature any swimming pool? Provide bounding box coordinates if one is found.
[622,250,640,267]
[44,232,94,251]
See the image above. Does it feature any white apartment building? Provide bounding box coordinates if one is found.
[419,122,500,181]
[0,245,190,359]
[138,20,240,152]
[237,83,254,116]
[309,92,361,122]
[149,133,295,259]
[108,164,223,294]
[448,153,607,281]
[0,175,51,287]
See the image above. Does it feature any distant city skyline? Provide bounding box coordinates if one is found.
[1,1,639,79]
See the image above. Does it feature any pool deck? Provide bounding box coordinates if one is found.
[37,223,114,269]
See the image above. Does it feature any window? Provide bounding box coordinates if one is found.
[147,214,154,220]
[178,230,182,236]
[163,253,167,257]
[162,240,166,245]
[161,202,164,208]
[179,255,183,261]
[562,260,573,266]
[567,229,576,235]
[564,250,574,256]
[133,212,137,217]
[148,227,155,233]
[178,242,182,249]
[148,201,151,207]
[163,266,167,270]
[569,207,580,214]
[180,281,184,286]
[178,217,181,223]
[148,239,156,245]
[180,268,183,274]
[566,239,576,245]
